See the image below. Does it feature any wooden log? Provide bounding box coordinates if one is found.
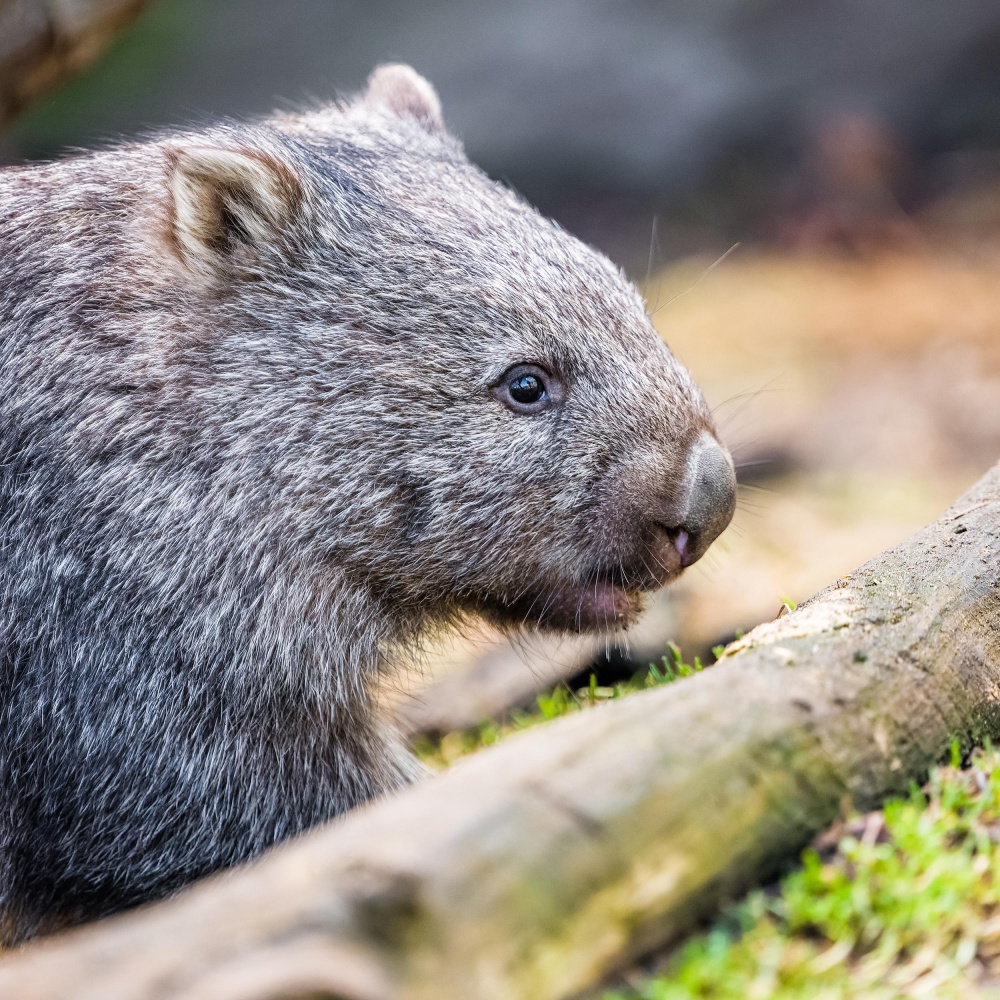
[2,463,999,1000]
[0,0,150,130]
[393,632,603,737]
[394,590,678,738]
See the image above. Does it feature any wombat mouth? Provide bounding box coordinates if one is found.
[477,573,663,634]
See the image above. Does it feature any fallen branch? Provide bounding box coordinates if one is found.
[394,592,678,738]
[394,633,601,737]
[0,0,150,131]
[2,462,999,1000]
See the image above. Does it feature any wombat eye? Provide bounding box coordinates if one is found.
[510,373,543,403]
[493,364,556,415]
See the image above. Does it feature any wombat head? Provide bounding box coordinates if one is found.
[159,65,735,636]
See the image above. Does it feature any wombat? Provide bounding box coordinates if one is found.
[0,65,735,943]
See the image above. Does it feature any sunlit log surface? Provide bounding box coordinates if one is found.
[1,463,999,1000]
[0,0,149,130]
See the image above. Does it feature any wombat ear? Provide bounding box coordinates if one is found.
[363,64,444,134]
[166,146,302,272]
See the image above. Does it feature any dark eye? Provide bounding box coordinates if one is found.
[510,373,544,404]
[493,364,559,415]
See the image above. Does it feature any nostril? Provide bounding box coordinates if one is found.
[657,524,697,568]
[672,528,692,567]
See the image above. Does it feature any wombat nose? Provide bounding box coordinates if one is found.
[660,433,736,568]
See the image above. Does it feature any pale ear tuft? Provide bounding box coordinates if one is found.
[364,64,444,134]
[167,146,302,271]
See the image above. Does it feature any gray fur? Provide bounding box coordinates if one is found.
[0,65,731,942]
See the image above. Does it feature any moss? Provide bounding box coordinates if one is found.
[602,744,1000,1000]
[413,642,711,770]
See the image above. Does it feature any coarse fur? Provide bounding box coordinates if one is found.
[0,66,730,942]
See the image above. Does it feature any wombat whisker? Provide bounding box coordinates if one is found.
[648,242,741,319]
[714,378,784,433]
[644,214,663,311]
[710,379,782,416]
[637,552,658,587]
[690,555,720,583]
[506,631,560,683]
[517,587,548,631]
[736,482,775,497]
[726,438,764,459]
[733,458,779,473]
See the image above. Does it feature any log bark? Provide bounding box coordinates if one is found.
[2,463,1000,1000]
[0,0,150,130]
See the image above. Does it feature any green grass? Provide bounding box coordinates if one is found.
[412,642,709,769]
[602,744,1000,1000]
[414,646,1000,996]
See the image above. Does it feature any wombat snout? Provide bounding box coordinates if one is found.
[656,433,736,570]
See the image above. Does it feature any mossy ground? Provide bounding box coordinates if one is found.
[412,641,712,770]
[600,744,1000,999]
[416,647,1000,999]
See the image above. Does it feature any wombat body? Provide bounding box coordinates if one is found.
[0,66,734,942]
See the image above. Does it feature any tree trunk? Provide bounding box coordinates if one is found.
[2,463,999,1000]
[0,0,150,130]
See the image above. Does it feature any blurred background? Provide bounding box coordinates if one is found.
[5,0,1000,732]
